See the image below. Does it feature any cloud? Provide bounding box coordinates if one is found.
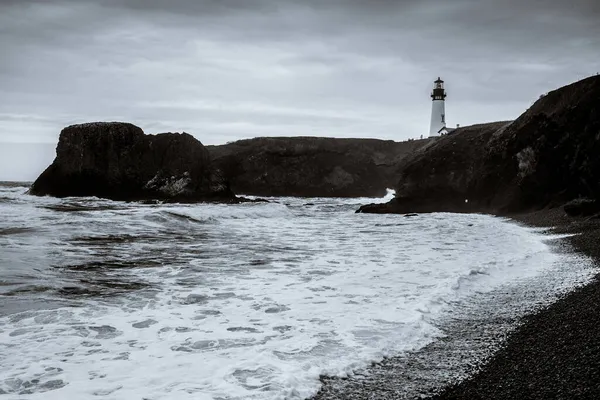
[0,0,599,179]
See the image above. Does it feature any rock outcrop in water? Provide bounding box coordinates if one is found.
[30,122,235,202]
[207,137,429,197]
[358,75,600,214]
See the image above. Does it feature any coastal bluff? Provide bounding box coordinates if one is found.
[30,122,235,202]
[358,75,600,215]
[207,137,430,197]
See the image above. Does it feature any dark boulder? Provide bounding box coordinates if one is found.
[359,75,600,215]
[30,122,235,202]
[563,198,600,217]
[207,137,430,197]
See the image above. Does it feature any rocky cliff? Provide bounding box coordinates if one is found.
[30,122,234,202]
[208,137,429,197]
[359,75,600,214]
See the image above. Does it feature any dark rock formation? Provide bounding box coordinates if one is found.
[30,122,235,202]
[359,75,600,214]
[563,198,600,217]
[207,137,429,197]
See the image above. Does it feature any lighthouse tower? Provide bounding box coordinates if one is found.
[429,77,447,137]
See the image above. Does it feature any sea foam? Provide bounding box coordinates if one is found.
[0,186,594,399]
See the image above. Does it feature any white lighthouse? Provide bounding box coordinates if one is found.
[429,77,447,137]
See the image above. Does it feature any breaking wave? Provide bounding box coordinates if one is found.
[0,184,594,399]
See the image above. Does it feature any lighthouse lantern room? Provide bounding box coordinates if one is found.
[429,77,447,137]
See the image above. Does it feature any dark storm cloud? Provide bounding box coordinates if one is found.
[1,0,599,179]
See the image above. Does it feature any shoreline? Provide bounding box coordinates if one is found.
[312,208,600,399]
[5,182,599,398]
[430,209,600,399]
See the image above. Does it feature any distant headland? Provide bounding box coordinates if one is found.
[30,75,600,219]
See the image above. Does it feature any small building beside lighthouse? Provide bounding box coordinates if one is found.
[429,77,447,137]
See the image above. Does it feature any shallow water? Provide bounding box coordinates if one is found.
[0,183,594,399]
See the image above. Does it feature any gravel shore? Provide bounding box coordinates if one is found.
[431,209,600,399]
[312,208,600,399]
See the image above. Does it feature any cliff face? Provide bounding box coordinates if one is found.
[30,122,234,202]
[208,137,430,197]
[359,75,600,214]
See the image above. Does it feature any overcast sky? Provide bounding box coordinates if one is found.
[1,0,599,180]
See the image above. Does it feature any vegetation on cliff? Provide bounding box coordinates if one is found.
[208,137,429,197]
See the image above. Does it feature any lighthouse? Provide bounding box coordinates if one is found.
[429,77,447,137]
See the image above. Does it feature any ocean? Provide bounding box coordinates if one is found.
[0,182,594,399]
